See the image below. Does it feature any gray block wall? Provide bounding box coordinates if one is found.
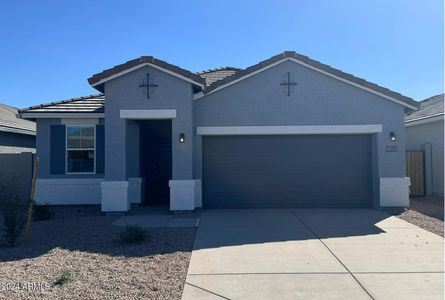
[0,131,35,153]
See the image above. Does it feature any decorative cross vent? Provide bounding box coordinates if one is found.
[280,72,298,96]
[139,73,158,99]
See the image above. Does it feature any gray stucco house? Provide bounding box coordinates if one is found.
[19,51,419,211]
[0,103,35,153]
[405,94,444,196]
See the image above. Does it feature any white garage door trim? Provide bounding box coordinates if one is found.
[197,124,382,136]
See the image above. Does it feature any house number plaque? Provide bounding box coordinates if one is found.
[385,145,398,152]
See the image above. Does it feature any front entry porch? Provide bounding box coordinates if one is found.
[100,109,201,213]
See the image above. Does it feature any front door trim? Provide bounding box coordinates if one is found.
[120,109,177,120]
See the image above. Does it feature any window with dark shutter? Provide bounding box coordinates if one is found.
[66,125,95,174]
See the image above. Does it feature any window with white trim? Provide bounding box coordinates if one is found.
[66,125,95,173]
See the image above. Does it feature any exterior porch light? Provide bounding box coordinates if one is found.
[179,133,185,143]
[389,131,396,142]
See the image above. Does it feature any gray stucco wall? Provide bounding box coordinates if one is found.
[104,65,194,181]
[194,60,407,182]
[36,118,104,179]
[0,131,35,153]
[406,120,444,196]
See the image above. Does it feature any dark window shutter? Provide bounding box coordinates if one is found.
[96,125,105,174]
[50,125,66,174]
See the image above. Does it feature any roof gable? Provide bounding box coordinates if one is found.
[88,56,205,92]
[199,51,419,110]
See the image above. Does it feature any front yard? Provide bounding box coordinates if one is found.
[0,206,196,299]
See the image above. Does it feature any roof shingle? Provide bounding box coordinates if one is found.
[198,67,241,87]
[19,94,105,114]
[405,93,444,122]
[0,103,36,133]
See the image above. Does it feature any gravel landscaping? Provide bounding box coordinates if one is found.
[0,206,196,300]
[387,196,444,237]
[397,209,444,237]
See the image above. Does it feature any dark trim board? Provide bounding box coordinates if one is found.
[202,134,373,208]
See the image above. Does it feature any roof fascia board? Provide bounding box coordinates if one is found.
[20,113,105,119]
[405,114,444,127]
[91,63,204,89]
[0,125,36,136]
[196,57,418,110]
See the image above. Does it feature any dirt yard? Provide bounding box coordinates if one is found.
[0,206,196,300]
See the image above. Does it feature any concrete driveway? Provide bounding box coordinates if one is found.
[182,209,444,300]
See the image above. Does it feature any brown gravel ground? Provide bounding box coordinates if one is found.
[385,196,444,237]
[396,209,444,237]
[0,206,196,300]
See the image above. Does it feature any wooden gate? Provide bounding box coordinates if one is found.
[406,150,425,196]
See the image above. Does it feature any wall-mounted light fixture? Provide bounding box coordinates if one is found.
[179,133,185,143]
[389,131,396,142]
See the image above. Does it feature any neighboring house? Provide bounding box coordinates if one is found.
[19,51,419,212]
[0,104,36,201]
[405,94,444,196]
[0,103,36,153]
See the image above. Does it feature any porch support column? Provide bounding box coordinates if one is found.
[169,103,199,211]
[101,114,130,212]
[169,180,201,211]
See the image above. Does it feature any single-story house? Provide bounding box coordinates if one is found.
[19,51,420,212]
[0,103,36,153]
[405,93,444,196]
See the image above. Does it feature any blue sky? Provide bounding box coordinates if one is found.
[0,0,443,108]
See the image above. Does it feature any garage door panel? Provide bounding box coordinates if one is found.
[205,191,371,208]
[203,135,372,208]
[205,168,369,188]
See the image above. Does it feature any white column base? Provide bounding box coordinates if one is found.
[101,181,130,212]
[380,177,411,207]
[169,179,201,211]
[128,177,144,204]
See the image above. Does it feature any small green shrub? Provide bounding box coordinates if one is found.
[32,203,54,221]
[0,180,26,247]
[116,225,148,244]
[54,269,72,286]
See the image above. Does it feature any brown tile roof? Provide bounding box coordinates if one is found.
[202,51,419,109]
[198,67,241,87]
[19,94,105,114]
[88,56,205,90]
[405,93,444,122]
[20,51,418,116]
[0,104,35,133]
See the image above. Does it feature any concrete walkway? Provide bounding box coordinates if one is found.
[112,206,200,228]
[182,209,444,300]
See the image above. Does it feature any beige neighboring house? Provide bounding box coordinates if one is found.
[405,93,444,196]
[0,103,36,153]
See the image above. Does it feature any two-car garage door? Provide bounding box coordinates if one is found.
[202,135,372,208]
